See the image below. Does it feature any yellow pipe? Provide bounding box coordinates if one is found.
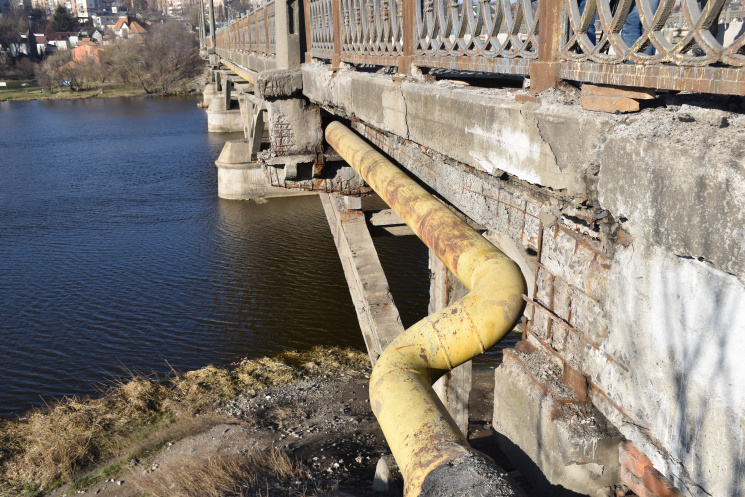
[325,121,527,496]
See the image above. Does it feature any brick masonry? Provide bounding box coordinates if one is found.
[270,119,296,156]
[620,441,682,497]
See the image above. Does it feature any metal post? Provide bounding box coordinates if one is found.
[199,0,206,45]
[303,0,312,62]
[331,0,341,68]
[249,12,253,51]
[529,0,563,93]
[398,0,414,74]
[264,5,270,54]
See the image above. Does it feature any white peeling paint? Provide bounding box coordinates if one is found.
[466,124,543,185]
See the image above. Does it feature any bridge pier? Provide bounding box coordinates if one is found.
[206,71,243,132]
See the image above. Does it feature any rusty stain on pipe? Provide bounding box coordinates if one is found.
[325,121,527,496]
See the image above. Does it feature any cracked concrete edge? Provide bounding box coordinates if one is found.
[301,64,599,197]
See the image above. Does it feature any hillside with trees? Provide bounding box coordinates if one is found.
[33,20,202,96]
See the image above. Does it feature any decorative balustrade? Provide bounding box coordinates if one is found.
[559,1,745,93]
[215,1,277,56]
[214,0,745,95]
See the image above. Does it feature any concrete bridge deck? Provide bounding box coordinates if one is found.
[197,2,745,495]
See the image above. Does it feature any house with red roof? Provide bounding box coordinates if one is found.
[113,15,149,39]
[71,40,104,63]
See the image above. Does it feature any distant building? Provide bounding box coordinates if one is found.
[113,14,149,38]
[71,39,103,62]
[45,32,82,50]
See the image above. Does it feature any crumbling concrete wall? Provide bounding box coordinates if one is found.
[259,69,322,157]
[301,64,745,497]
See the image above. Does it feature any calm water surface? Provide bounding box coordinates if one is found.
[0,96,508,418]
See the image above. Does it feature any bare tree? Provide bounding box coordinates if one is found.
[35,49,72,90]
[102,38,155,93]
[141,21,200,93]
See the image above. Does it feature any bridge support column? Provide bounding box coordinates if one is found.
[207,72,243,132]
[429,250,472,437]
[254,69,325,186]
[201,73,218,108]
[214,139,314,199]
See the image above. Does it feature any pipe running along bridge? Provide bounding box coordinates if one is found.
[197,0,745,495]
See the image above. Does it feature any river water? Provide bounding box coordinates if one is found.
[0,96,512,418]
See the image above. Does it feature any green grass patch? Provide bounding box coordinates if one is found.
[0,79,149,101]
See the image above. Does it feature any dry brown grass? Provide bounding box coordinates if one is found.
[0,346,368,495]
[134,447,306,497]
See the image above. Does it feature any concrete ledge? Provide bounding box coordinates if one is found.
[303,62,745,285]
[256,68,303,100]
[493,348,622,495]
[301,63,603,197]
[598,125,745,283]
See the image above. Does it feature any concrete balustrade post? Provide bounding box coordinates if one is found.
[275,0,302,69]
[208,0,216,51]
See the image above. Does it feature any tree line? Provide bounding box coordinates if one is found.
[35,21,203,95]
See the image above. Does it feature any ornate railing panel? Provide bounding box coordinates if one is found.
[412,0,538,74]
[337,0,405,65]
[309,0,336,59]
[563,0,744,66]
[559,0,745,93]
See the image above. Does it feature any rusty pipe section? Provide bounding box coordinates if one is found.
[325,121,527,497]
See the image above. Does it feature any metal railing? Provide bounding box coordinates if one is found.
[215,1,277,56]
[302,0,745,95]
[213,0,745,95]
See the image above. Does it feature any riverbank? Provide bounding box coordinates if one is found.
[0,348,515,497]
[0,347,376,496]
[0,80,203,102]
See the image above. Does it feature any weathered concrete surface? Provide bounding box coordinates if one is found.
[598,117,745,284]
[202,81,217,108]
[256,69,303,100]
[494,348,623,495]
[583,240,745,497]
[216,48,277,74]
[207,86,243,133]
[340,107,745,497]
[319,193,404,365]
[265,98,322,156]
[302,63,609,196]
[215,139,312,199]
[273,0,301,70]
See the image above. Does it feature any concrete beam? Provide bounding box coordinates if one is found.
[302,64,603,197]
[368,209,405,227]
[319,193,405,365]
[274,0,301,69]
